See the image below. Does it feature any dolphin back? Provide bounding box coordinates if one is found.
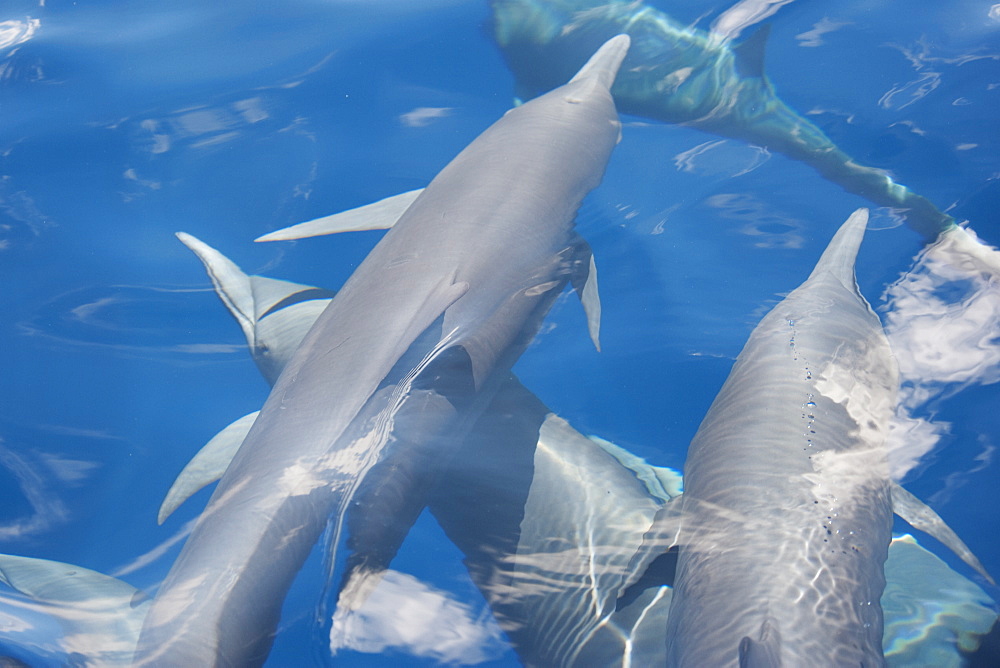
[667,209,896,666]
[134,35,630,667]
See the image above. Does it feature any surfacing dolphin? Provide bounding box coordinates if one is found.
[637,209,907,665]
[489,0,991,250]
[1,228,994,666]
[132,34,630,666]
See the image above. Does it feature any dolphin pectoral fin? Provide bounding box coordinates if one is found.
[890,482,994,584]
[0,553,149,665]
[581,253,601,351]
[568,238,602,351]
[738,618,782,668]
[157,411,259,525]
[0,554,144,606]
[731,24,771,80]
[254,189,425,242]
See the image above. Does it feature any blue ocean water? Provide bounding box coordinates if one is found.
[1,0,998,665]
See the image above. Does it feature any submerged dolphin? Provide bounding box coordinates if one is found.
[638,209,902,665]
[171,231,992,666]
[489,0,977,244]
[262,2,998,270]
[2,227,994,666]
[132,35,629,666]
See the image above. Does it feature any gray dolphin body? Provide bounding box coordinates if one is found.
[2,225,994,666]
[132,35,629,666]
[164,231,993,667]
[490,0,954,239]
[658,209,895,666]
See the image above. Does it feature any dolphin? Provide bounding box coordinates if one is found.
[261,2,999,268]
[488,0,998,261]
[3,483,996,666]
[162,235,678,667]
[132,34,630,666]
[2,224,994,666]
[168,231,992,666]
[632,209,911,666]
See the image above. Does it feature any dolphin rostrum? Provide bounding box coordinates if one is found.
[132,34,630,666]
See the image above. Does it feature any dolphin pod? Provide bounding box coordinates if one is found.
[1,10,997,668]
[423,210,993,666]
[129,35,630,666]
[0,221,995,665]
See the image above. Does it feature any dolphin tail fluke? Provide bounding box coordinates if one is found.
[568,34,630,89]
[891,482,995,584]
[807,208,869,285]
[738,618,782,668]
[178,231,335,384]
[255,189,424,242]
[884,534,999,663]
[937,224,1000,276]
[176,232,257,343]
[620,494,684,597]
[157,411,260,525]
[0,553,148,666]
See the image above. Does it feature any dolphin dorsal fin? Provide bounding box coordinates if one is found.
[739,618,782,668]
[807,208,869,286]
[891,482,995,584]
[732,24,771,80]
[255,189,424,242]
